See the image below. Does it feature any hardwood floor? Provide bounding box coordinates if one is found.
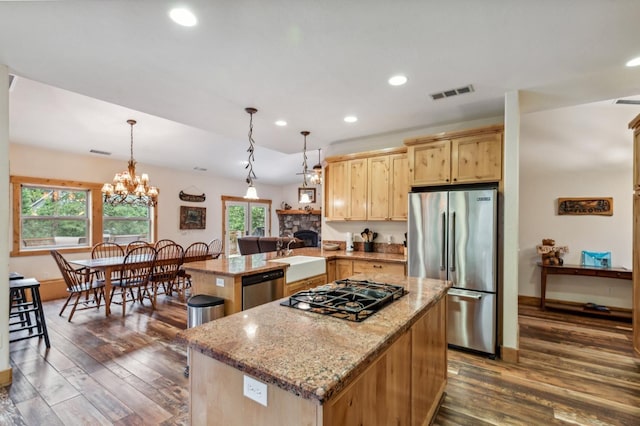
[435,303,640,426]
[3,297,639,425]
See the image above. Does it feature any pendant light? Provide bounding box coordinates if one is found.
[101,119,159,207]
[309,148,323,185]
[299,131,311,204]
[243,107,259,199]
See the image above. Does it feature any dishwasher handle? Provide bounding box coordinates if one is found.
[241,269,285,286]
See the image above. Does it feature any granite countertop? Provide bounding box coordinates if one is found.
[177,273,450,404]
[182,247,407,277]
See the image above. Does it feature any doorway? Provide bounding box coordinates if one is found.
[222,196,271,257]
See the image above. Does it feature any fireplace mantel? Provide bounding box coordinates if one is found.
[276,209,321,215]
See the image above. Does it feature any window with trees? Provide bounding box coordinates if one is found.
[11,176,157,256]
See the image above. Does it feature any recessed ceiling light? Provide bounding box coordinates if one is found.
[344,116,358,123]
[388,75,407,86]
[626,57,640,67]
[169,8,197,27]
[275,120,287,126]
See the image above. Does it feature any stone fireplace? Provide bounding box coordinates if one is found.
[276,209,321,246]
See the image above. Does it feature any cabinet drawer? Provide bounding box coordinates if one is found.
[284,274,327,296]
[352,260,405,276]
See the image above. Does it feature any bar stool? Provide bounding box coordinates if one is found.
[9,278,51,348]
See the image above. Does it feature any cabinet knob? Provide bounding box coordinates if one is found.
[453,178,457,181]
[373,265,383,269]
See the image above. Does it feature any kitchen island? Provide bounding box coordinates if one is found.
[182,247,407,315]
[177,273,450,426]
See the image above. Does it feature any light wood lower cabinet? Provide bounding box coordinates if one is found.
[284,274,327,297]
[189,296,447,426]
[326,260,336,283]
[352,259,405,276]
[334,259,406,280]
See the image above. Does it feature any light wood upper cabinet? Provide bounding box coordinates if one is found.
[368,153,409,220]
[406,125,503,187]
[451,132,502,183]
[408,140,451,185]
[325,158,367,221]
[325,147,408,221]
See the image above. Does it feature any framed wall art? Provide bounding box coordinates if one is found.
[557,197,613,216]
[180,206,206,229]
[298,187,316,204]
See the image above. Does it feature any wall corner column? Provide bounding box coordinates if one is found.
[501,90,520,362]
[0,65,11,383]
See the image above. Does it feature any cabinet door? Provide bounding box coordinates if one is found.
[326,260,336,283]
[409,141,451,186]
[336,259,353,280]
[389,153,409,220]
[326,161,349,220]
[367,156,390,220]
[349,159,368,220]
[634,130,640,190]
[451,133,502,183]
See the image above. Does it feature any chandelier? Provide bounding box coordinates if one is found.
[244,107,259,199]
[101,119,159,207]
[299,131,311,204]
[309,148,323,185]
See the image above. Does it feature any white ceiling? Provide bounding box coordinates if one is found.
[2,1,640,184]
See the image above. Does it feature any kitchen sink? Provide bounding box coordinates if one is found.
[269,256,326,283]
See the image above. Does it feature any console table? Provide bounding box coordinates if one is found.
[538,263,632,320]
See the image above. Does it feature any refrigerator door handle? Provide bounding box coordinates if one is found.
[440,212,446,271]
[449,288,483,300]
[450,211,456,272]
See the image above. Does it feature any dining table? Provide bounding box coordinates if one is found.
[69,254,154,316]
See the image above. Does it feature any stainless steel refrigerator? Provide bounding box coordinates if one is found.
[408,187,498,356]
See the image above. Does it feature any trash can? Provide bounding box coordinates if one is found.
[187,294,225,328]
[185,294,225,377]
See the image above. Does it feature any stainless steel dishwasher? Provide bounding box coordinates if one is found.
[241,269,285,310]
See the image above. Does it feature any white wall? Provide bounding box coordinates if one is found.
[519,114,633,308]
[8,144,286,280]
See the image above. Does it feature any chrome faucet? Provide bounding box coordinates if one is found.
[285,238,295,256]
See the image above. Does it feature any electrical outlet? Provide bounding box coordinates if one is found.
[216,278,224,287]
[243,375,267,406]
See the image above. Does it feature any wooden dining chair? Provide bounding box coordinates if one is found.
[110,245,157,316]
[150,243,184,304]
[174,242,211,300]
[208,238,223,259]
[91,242,125,281]
[126,240,152,253]
[155,239,176,251]
[51,250,105,322]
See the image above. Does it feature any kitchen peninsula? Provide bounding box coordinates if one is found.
[178,273,450,425]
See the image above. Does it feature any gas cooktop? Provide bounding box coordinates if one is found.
[280,278,407,322]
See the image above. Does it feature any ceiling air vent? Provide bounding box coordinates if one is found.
[193,166,207,172]
[430,84,474,101]
[614,99,640,105]
[90,149,111,156]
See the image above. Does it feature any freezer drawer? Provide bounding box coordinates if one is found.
[447,288,496,355]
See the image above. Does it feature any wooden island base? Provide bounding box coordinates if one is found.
[189,297,447,426]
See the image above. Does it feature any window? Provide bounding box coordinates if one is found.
[10,176,158,256]
[103,201,152,244]
[20,185,90,250]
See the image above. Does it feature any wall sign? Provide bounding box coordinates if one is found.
[557,197,613,216]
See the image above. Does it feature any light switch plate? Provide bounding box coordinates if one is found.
[243,375,268,406]
[216,278,224,287]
